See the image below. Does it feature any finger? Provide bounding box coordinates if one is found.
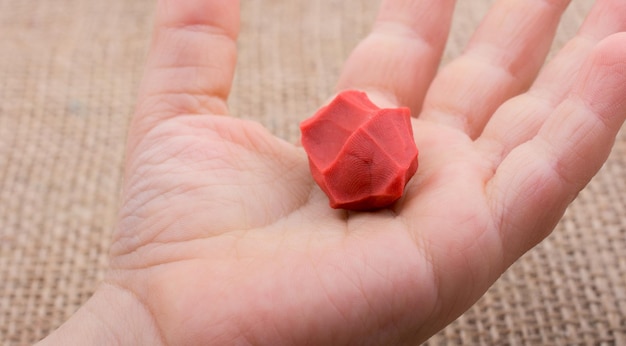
[420,0,571,138]
[336,0,455,113]
[487,33,626,264]
[133,0,239,132]
[478,0,626,166]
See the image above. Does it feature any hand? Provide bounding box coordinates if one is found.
[39,0,626,345]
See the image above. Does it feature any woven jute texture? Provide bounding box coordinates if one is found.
[1,0,624,345]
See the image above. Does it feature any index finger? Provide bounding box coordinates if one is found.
[132,0,240,138]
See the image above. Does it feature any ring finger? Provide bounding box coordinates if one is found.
[420,0,571,138]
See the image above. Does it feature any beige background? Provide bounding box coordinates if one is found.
[1,0,624,344]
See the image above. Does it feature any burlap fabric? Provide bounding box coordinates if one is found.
[1,0,624,344]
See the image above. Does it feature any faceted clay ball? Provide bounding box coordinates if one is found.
[300,90,419,211]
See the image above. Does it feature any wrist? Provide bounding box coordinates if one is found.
[36,282,163,345]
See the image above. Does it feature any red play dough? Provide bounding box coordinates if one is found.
[300,90,418,210]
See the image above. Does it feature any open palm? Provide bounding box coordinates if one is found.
[45,1,626,345]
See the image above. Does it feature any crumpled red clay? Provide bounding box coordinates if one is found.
[300,90,418,210]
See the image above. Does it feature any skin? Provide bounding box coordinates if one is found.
[37,0,626,345]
